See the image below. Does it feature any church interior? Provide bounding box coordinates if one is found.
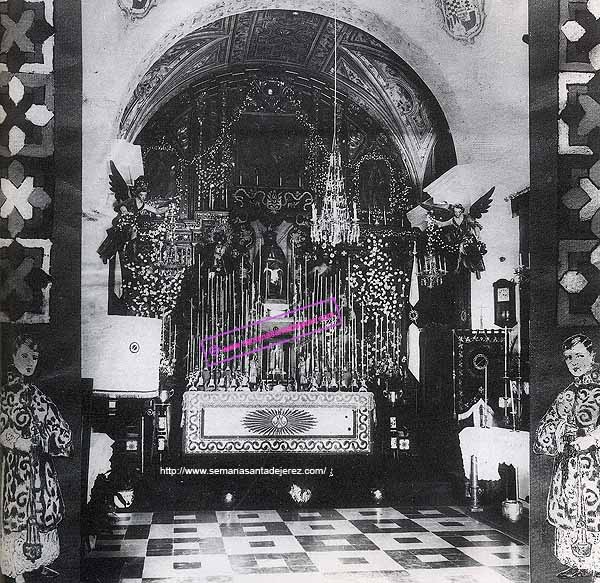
[80,4,530,583]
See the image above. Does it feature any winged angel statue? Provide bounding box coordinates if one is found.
[419,186,494,279]
[97,161,168,263]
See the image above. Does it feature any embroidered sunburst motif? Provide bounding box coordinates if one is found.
[242,408,317,436]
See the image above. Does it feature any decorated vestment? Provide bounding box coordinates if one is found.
[534,365,600,569]
[0,367,73,577]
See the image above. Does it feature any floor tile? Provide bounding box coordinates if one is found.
[307,550,408,573]
[149,523,222,539]
[365,532,454,550]
[222,535,304,555]
[458,545,530,567]
[296,533,379,552]
[220,521,292,537]
[402,566,519,583]
[385,547,483,569]
[436,530,525,548]
[351,518,428,534]
[82,507,528,583]
[277,509,346,522]
[216,510,284,524]
[120,525,150,539]
[335,508,408,521]
[489,564,531,583]
[410,517,492,532]
[285,520,361,536]
[228,552,318,575]
[142,554,233,578]
[394,507,467,519]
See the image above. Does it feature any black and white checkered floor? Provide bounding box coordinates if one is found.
[83,506,529,583]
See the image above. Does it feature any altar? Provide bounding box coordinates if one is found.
[182,391,375,454]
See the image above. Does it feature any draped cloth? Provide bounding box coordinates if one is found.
[0,366,73,577]
[534,365,600,570]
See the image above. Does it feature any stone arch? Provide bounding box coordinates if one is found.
[113,1,459,189]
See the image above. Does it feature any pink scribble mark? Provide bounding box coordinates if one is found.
[200,297,341,368]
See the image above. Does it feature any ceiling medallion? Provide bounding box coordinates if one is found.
[435,0,486,44]
[117,0,158,20]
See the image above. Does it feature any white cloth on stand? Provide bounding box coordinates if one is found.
[459,426,529,501]
[87,431,114,503]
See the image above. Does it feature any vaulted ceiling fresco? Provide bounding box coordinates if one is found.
[120,10,453,187]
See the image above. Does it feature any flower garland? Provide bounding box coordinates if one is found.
[417,219,487,260]
[349,232,411,320]
[349,151,413,219]
[120,213,187,317]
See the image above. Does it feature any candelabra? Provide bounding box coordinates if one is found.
[310,0,359,248]
[311,144,360,247]
[418,218,447,288]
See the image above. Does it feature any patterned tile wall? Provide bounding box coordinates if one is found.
[558,0,600,325]
[0,0,54,323]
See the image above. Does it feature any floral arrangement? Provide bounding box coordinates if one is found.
[120,214,187,317]
[159,350,176,377]
[349,232,411,320]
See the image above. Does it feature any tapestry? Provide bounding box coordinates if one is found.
[452,329,506,415]
[0,0,54,323]
[557,0,600,325]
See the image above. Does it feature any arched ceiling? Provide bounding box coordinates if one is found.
[120,9,454,187]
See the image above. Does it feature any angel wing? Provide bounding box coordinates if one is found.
[109,161,131,204]
[420,197,455,223]
[467,186,494,220]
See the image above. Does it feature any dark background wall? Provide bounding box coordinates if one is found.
[530,1,575,582]
[52,0,82,580]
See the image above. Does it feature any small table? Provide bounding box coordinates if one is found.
[459,426,529,505]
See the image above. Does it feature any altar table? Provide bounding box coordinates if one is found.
[182,391,375,454]
[459,427,529,504]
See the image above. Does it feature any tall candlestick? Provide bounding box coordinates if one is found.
[484,364,488,414]
[504,326,509,420]
[361,310,365,377]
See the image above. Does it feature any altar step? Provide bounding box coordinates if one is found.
[128,471,457,513]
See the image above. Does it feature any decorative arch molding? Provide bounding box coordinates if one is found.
[114,2,458,190]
